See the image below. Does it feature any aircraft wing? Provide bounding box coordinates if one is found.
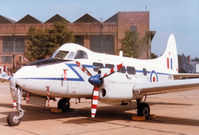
[134,78,199,96]
[173,73,199,80]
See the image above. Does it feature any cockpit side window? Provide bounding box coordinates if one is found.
[67,52,75,59]
[74,50,88,59]
[54,50,69,59]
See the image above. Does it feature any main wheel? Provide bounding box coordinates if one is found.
[58,98,70,112]
[137,102,150,118]
[7,112,21,126]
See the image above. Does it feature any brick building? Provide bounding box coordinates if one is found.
[0,12,155,71]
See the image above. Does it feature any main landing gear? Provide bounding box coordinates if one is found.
[136,98,150,118]
[58,98,70,112]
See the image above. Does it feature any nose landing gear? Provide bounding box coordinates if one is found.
[7,87,24,126]
[7,110,24,126]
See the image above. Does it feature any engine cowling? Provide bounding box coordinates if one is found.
[99,75,134,103]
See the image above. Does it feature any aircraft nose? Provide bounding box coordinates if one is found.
[14,66,31,79]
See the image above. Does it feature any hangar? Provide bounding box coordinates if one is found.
[0,12,155,71]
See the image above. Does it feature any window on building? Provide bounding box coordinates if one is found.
[127,66,136,75]
[15,37,25,53]
[130,26,137,32]
[93,62,104,72]
[75,35,84,45]
[1,56,12,64]
[3,37,14,52]
[90,35,114,54]
[3,36,25,53]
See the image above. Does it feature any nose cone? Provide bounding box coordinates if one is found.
[14,66,32,79]
[13,66,36,87]
[88,74,103,87]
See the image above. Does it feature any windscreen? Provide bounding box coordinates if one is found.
[54,50,69,59]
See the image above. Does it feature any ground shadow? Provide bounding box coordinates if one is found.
[0,101,198,127]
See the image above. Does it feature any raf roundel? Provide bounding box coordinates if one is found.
[150,70,158,82]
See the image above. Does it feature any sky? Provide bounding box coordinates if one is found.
[0,0,199,58]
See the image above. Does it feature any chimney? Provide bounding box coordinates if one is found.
[187,55,191,62]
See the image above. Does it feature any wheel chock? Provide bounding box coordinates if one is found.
[132,116,146,121]
[132,114,156,121]
[50,108,62,113]
[149,114,156,119]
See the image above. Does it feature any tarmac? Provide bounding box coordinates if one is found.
[0,81,199,135]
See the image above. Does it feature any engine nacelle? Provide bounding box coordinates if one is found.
[99,80,134,103]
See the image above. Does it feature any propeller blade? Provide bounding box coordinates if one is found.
[76,61,92,77]
[91,86,99,118]
[101,63,123,79]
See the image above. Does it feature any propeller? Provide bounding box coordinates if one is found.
[76,61,122,118]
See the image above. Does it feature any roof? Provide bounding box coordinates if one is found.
[45,14,70,23]
[104,13,118,22]
[0,15,16,24]
[16,14,42,24]
[74,14,100,23]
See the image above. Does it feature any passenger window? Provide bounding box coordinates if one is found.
[74,50,88,59]
[93,62,104,72]
[127,66,136,75]
[105,64,114,69]
[118,66,126,73]
[143,68,147,76]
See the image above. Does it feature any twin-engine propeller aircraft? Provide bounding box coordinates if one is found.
[1,34,199,126]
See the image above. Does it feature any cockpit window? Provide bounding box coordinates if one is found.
[67,52,75,59]
[74,50,88,59]
[54,50,69,59]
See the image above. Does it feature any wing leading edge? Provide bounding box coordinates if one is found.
[134,79,199,96]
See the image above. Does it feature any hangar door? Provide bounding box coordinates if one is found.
[90,35,114,54]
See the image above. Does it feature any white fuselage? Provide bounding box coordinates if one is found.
[13,41,178,102]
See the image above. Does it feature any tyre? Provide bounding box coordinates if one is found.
[58,98,70,112]
[7,112,21,126]
[137,102,150,118]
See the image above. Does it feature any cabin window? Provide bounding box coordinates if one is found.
[105,64,114,69]
[143,68,147,76]
[118,66,126,73]
[127,66,136,75]
[93,62,104,72]
[54,50,69,59]
[74,50,88,59]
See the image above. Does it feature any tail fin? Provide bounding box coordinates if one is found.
[161,34,178,74]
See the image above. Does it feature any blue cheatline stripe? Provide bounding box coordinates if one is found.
[19,63,172,81]
[170,58,173,70]
[20,63,95,81]
[157,72,170,75]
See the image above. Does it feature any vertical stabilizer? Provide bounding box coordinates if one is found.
[161,34,178,74]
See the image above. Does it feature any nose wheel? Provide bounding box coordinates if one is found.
[7,88,24,126]
[58,98,70,112]
[7,110,24,126]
